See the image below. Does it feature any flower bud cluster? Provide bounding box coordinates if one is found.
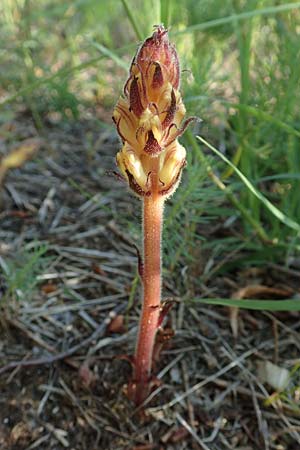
[113,26,194,197]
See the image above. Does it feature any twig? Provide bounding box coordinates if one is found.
[6,317,56,353]
[0,305,125,376]
[148,347,257,412]
[176,413,210,450]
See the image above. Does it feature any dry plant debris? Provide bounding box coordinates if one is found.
[0,116,300,449]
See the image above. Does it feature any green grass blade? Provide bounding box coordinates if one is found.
[233,103,300,138]
[190,297,300,311]
[187,131,270,242]
[185,96,300,139]
[160,0,171,27]
[197,136,300,233]
[0,56,101,108]
[90,41,129,71]
[120,0,143,41]
[0,41,136,108]
[173,2,300,36]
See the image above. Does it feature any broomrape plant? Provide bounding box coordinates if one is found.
[113,25,196,405]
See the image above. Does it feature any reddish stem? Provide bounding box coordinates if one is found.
[134,188,164,405]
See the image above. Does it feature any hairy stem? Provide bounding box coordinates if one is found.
[134,187,164,405]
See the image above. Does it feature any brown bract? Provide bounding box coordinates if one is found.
[113,25,195,197]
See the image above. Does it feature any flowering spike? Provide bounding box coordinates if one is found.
[113,25,193,199]
[112,26,196,406]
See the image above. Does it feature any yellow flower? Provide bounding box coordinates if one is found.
[113,25,195,197]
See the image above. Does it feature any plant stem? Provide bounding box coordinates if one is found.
[134,184,164,405]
